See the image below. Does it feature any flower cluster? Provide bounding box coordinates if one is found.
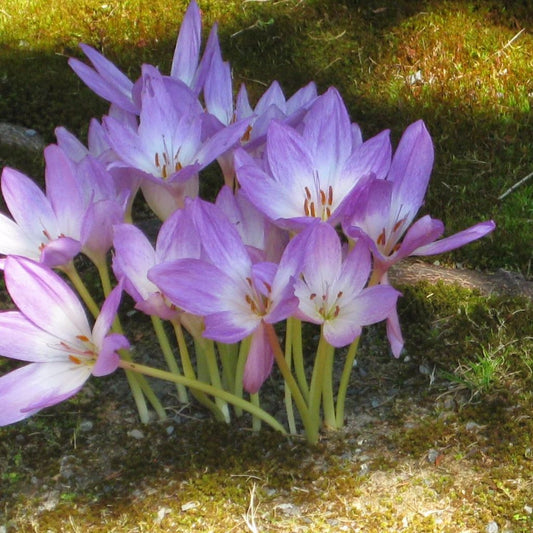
[0,2,495,443]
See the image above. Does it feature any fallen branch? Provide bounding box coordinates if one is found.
[498,170,533,200]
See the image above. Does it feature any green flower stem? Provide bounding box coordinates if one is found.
[335,336,360,428]
[307,330,330,443]
[217,341,238,392]
[265,323,315,443]
[195,338,231,423]
[119,348,167,422]
[250,392,262,432]
[233,336,251,417]
[290,318,309,402]
[118,360,287,434]
[283,319,297,434]
[171,320,226,421]
[62,262,100,319]
[321,341,336,429]
[151,316,188,404]
[96,260,113,297]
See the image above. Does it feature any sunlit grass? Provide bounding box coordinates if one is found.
[1,0,530,274]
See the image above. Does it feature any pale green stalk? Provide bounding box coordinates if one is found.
[217,341,238,392]
[250,392,262,432]
[233,336,252,417]
[194,338,230,423]
[264,323,315,443]
[321,341,336,429]
[335,336,360,428]
[62,262,100,319]
[283,318,297,434]
[119,360,287,434]
[151,316,188,403]
[171,320,226,421]
[290,318,309,402]
[307,330,330,443]
[95,260,113,297]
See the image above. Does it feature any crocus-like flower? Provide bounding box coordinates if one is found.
[0,143,130,269]
[148,198,305,392]
[293,222,401,347]
[112,205,201,320]
[202,32,318,185]
[343,120,495,354]
[235,87,391,231]
[215,185,289,263]
[104,65,250,219]
[343,120,496,281]
[0,256,128,426]
[68,1,214,113]
[0,146,83,268]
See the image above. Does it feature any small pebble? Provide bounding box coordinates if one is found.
[359,463,369,476]
[128,429,144,440]
[419,364,431,375]
[427,448,440,464]
[79,420,93,432]
[466,421,482,432]
[486,521,499,533]
[524,505,532,515]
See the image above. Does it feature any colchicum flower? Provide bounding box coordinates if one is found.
[104,65,250,220]
[293,222,401,347]
[112,204,201,320]
[68,1,213,114]
[343,120,496,281]
[343,120,496,354]
[0,256,128,426]
[149,198,304,392]
[0,146,84,268]
[235,87,391,231]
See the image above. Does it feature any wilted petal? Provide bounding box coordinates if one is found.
[386,307,404,357]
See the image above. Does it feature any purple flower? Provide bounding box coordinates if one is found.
[202,34,318,185]
[0,146,83,268]
[343,120,495,355]
[68,1,215,113]
[104,65,250,219]
[0,143,130,268]
[0,257,128,426]
[113,205,201,320]
[343,120,496,281]
[148,199,305,392]
[293,222,401,347]
[215,185,289,263]
[235,88,391,231]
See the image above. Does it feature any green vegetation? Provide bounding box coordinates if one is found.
[0,0,532,531]
[0,0,531,273]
